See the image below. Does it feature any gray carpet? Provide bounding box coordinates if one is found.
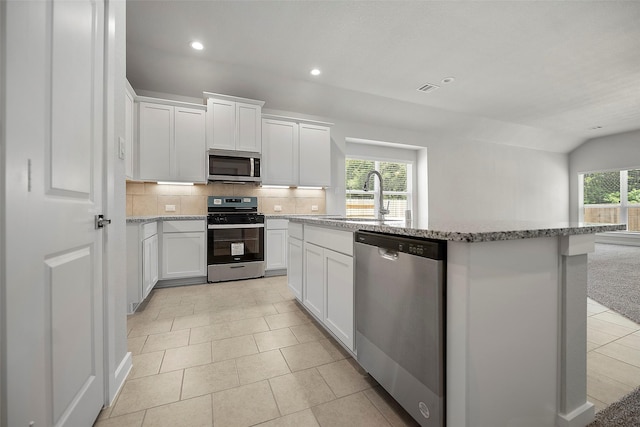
[587,243,640,426]
[588,243,640,325]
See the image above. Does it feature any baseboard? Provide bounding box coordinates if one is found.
[596,233,640,246]
[265,269,287,277]
[109,352,132,405]
[557,401,595,427]
[154,276,208,288]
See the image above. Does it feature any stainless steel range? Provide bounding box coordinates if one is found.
[207,196,265,282]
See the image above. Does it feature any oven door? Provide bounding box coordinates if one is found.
[207,223,264,265]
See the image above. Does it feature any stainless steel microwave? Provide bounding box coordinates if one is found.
[208,149,261,183]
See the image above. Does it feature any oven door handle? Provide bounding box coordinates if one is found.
[208,223,265,229]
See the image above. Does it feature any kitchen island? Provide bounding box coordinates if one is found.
[288,216,625,427]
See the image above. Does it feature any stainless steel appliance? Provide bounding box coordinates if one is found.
[354,231,446,427]
[208,149,261,183]
[207,196,265,282]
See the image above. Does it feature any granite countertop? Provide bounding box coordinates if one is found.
[126,215,207,224]
[286,216,627,242]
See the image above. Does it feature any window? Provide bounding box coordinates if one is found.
[581,169,640,232]
[345,158,412,219]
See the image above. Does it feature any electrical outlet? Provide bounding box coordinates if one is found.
[274,205,282,212]
[311,205,319,211]
[165,204,176,212]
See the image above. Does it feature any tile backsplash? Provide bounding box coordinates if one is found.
[126,182,326,216]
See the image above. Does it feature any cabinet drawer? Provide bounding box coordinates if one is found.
[288,222,303,240]
[163,219,205,233]
[267,219,289,230]
[304,225,353,256]
[142,221,158,239]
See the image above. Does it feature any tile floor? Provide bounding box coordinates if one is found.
[94,277,640,426]
[587,297,640,412]
[94,276,418,427]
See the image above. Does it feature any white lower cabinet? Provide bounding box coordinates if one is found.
[291,223,355,352]
[161,220,206,279]
[266,219,288,273]
[126,221,159,313]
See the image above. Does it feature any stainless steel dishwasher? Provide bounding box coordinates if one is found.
[355,231,446,427]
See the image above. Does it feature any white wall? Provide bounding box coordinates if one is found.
[568,129,640,221]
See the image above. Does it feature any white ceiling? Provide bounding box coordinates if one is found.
[126,1,640,153]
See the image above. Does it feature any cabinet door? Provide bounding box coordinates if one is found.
[236,102,261,152]
[299,123,331,187]
[303,242,324,319]
[266,228,288,270]
[162,232,206,279]
[287,237,303,301]
[324,249,354,351]
[262,119,298,185]
[139,102,173,181]
[142,234,158,300]
[175,107,206,182]
[124,86,135,179]
[207,98,236,150]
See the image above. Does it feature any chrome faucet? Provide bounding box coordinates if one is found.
[363,170,389,220]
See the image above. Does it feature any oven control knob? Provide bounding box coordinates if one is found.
[222,217,228,223]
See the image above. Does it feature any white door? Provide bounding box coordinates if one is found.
[262,119,298,185]
[236,102,261,152]
[324,250,355,351]
[3,1,106,426]
[299,124,331,187]
[174,107,206,183]
[287,237,304,301]
[303,242,324,319]
[266,229,288,270]
[207,98,236,150]
[138,102,173,181]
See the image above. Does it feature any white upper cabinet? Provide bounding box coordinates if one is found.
[137,97,206,183]
[262,115,332,187]
[204,92,265,152]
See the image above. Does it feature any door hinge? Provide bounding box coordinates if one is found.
[95,214,112,229]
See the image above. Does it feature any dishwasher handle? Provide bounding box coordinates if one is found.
[378,247,398,261]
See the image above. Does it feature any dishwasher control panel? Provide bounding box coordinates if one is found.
[355,231,446,260]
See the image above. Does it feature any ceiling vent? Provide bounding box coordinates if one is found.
[416,83,440,93]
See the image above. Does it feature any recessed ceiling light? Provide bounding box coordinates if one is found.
[190,41,204,50]
[441,77,455,84]
[310,68,321,76]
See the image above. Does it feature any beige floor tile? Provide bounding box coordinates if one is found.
[171,312,211,331]
[588,395,608,413]
[182,359,239,399]
[289,323,328,343]
[111,370,183,417]
[208,307,247,324]
[587,328,623,346]
[190,323,231,344]
[616,332,640,350]
[280,341,335,372]
[227,317,270,337]
[587,373,635,405]
[317,359,376,397]
[255,409,320,427]
[141,329,190,353]
[587,351,640,388]
[254,328,300,352]
[236,349,291,384]
[254,290,287,305]
[269,368,336,415]
[273,300,303,314]
[128,336,148,356]
[243,304,279,318]
[592,311,640,330]
[213,380,280,427]
[318,338,351,361]
[364,387,419,427]
[155,303,195,320]
[142,394,213,427]
[130,351,164,379]
[265,311,309,330]
[587,341,601,352]
[595,341,640,368]
[96,404,113,420]
[93,411,145,427]
[160,342,212,373]
[587,317,638,338]
[128,318,174,338]
[312,392,391,427]
[212,335,259,361]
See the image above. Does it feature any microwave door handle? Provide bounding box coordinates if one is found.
[250,159,254,178]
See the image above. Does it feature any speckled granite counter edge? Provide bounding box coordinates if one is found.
[126,215,207,224]
[286,217,627,242]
